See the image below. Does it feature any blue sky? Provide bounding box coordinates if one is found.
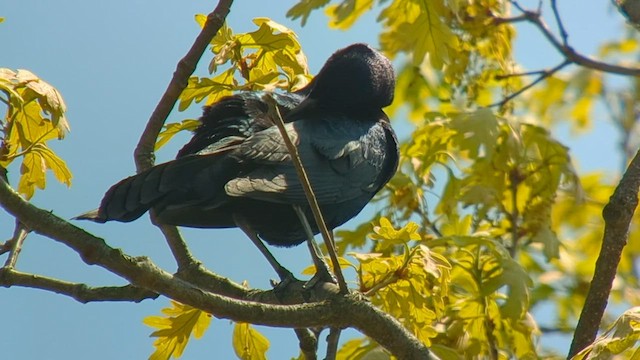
[0,1,627,359]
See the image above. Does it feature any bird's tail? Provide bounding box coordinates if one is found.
[74,154,229,224]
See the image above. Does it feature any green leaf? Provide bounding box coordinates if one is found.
[370,216,421,250]
[156,119,200,150]
[336,337,387,360]
[34,144,72,187]
[325,0,375,30]
[286,0,330,26]
[144,301,212,360]
[179,68,236,111]
[18,151,46,199]
[0,68,72,197]
[379,1,458,68]
[232,322,269,360]
[449,109,500,159]
[574,307,640,359]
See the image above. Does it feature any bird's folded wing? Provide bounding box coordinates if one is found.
[226,120,387,204]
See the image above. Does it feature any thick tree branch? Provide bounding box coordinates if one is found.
[0,178,433,359]
[568,148,640,358]
[0,268,158,303]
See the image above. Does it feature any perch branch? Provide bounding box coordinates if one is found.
[568,148,640,357]
[0,177,432,359]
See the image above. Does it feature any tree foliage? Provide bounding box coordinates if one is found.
[3,0,640,359]
[0,68,71,198]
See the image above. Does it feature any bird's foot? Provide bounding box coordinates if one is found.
[270,269,300,299]
[303,265,337,291]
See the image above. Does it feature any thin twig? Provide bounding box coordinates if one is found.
[493,9,640,76]
[507,172,519,258]
[0,240,12,255]
[489,60,570,108]
[521,10,640,76]
[325,327,342,360]
[0,267,158,303]
[509,0,528,14]
[568,148,640,358]
[133,0,234,172]
[263,94,349,295]
[3,219,29,268]
[550,0,568,45]
[491,14,529,25]
[494,69,551,80]
[132,0,234,270]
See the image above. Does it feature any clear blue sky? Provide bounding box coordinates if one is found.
[0,1,625,359]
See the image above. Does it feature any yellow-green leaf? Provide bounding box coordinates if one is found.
[144,301,212,360]
[232,322,269,360]
[301,256,354,275]
[325,0,375,30]
[286,0,330,26]
[34,144,72,187]
[370,217,421,245]
[18,151,46,199]
[156,119,200,150]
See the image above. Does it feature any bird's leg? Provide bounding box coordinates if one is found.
[234,214,296,286]
[292,205,337,288]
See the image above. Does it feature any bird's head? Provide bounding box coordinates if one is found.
[305,43,395,111]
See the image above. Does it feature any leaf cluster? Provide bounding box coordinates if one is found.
[157,17,312,150]
[0,68,71,198]
[179,17,311,112]
[144,300,269,360]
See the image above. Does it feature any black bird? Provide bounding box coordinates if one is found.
[77,43,399,283]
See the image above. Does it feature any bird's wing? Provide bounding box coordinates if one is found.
[225,117,391,205]
[177,92,305,157]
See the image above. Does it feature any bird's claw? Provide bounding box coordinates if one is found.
[303,265,337,290]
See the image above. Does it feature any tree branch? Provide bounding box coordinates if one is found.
[568,148,640,358]
[131,0,234,271]
[133,0,234,172]
[550,0,568,45]
[294,328,318,360]
[524,10,640,75]
[0,178,433,359]
[2,219,28,267]
[489,60,570,108]
[0,267,158,303]
[325,327,341,360]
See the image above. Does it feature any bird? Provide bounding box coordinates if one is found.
[76,43,399,285]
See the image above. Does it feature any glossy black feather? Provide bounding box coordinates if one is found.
[77,43,399,247]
